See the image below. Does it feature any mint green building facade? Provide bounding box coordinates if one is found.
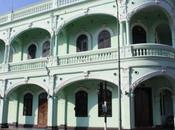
[0,0,175,130]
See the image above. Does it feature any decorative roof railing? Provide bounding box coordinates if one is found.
[0,0,86,25]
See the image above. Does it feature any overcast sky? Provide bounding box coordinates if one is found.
[0,0,44,15]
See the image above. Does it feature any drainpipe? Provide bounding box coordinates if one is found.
[115,0,122,130]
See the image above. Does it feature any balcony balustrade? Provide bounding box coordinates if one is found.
[131,44,175,59]
[9,58,48,72]
[1,44,174,73]
[59,48,117,66]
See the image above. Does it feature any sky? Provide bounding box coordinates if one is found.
[0,0,44,15]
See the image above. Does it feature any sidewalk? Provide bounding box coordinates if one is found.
[0,128,46,130]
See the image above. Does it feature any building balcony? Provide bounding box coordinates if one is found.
[0,43,173,74]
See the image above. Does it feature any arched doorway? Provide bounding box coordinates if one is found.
[160,89,174,128]
[155,23,172,46]
[134,86,153,127]
[38,92,48,128]
[133,76,174,129]
[132,25,146,44]
[55,79,118,129]
[4,84,48,128]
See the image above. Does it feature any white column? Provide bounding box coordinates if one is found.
[172,25,175,47]
[52,0,58,9]
[121,68,131,129]
[173,95,175,127]
[52,95,58,127]
[50,31,55,57]
[126,20,131,45]
[50,15,59,67]
[130,91,135,128]
[119,21,124,47]
[5,28,11,64]
[47,75,57,128]
[47,95,54,128]
[0,80,8,128]
[53,32,58,57]
[3,45,8,64]
[57,92,67,129]
[2,45,10,72]
[1,97,9,128]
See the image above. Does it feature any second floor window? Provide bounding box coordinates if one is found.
[75,90,88,117]
[98,30,111,49]
[42,41,50,57]
[23,93,33,116]
[28,44,36,59]
[76,34,88,52]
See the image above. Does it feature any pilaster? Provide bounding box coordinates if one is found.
[119,21,124,47]
[3,28,12,73]
[126,21,131,45]
[0,79,8,128]
[173,95,175,127]
[121,68,131,129]
[52,0,58,9]
[47,75,57,129]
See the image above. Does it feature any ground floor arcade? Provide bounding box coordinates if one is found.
[0,76,174,130]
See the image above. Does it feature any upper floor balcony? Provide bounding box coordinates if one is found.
[0,0,174,76]
[5,43,175,73]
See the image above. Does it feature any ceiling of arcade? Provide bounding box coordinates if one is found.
[131,6,169,26]
[65,15,117,33]
[12,28,50,46]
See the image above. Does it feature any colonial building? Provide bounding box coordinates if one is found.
[0,0,174,129]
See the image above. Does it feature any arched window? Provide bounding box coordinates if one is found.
[23,93,33,116]
[28,44,36,59]
[76,34,88,52]
[132,25,146,44]
[75,90,88,117]
[155,23,172,46]
[98,30,111,49]
[98,85,112,117]
[42,41,50,57]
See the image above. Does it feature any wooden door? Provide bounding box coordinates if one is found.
[134,87,153,127]
[38,92,48,128]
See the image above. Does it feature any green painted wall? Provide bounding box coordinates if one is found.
[57,80,118,128]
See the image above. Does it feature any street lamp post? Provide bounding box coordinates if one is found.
[115,0,122,130]
[99,82,108,130]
